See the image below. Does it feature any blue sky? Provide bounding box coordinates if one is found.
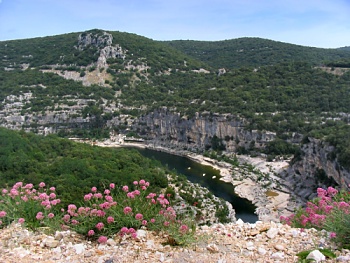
[0,0,349,48]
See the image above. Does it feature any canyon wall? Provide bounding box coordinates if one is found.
[132,108,276,152]
[281,137,350,200]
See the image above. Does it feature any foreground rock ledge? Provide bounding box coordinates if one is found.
[1,221,350,263]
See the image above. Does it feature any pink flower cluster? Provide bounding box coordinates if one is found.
[119,226,138,239]
[281,186,350,228]
[0,182,60,224]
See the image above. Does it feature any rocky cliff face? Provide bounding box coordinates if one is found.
[281,137,350,200]
[130,108,276,153]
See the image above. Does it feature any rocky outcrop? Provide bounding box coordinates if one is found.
[281,137,350,200]
[132,108,276,153]
[77,31,126,68]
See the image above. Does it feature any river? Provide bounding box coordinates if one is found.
[127,147,258,223]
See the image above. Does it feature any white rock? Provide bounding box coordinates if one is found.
[200,225,210,230]
[236,219,244,226]
[136,229,147,240]
[146,240,155,250]
[246,241,255,251]
[271,252,284,260]
[207,244,219,253]
[13,247,30,258]
[290,229,299,237]
[52,246,61,254]
[107,238,116,246]
[306,250,326,262]
[54,231,64,241]
[266,227,279,239]
[73,243,85,254]
[155,251,165,262]
[274,244,285,251]
[258,247,267,255]
[336,255,350,262]
[43,237,60,248]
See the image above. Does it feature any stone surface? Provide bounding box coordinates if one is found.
[306,250,326,262]
[1,221,350,263]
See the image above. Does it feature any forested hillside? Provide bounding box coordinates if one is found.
[0,29,350,170]
[163,38,350,68]
[0,127,169,206]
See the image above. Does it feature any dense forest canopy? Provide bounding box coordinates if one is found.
[162,38,350,69]
[0,127,169,206]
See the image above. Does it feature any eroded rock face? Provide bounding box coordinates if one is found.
[77,31,126,68]
[282,137,350,200]
[134,108,276,153]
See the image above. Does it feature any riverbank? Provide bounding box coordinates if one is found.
[73,139,298,223]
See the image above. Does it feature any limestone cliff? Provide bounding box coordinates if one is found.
[129,108,276,153]
[281,137,350,200]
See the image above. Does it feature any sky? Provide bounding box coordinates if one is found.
[0,0,350,48]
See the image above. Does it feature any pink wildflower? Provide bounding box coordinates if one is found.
[49,193,56,199]
[21,196,28,202]
[104,189,110,195]
[36,212,44,220]
[91,186,97,193]
[123,206,132,214]
[133,181,138,185]
[327,187,338,197]
[88,230,95,236]
[94,193,103,199]
[120,227,128,233]
[127,192,135,198]
[1,189,8,194]
[13,182,23,189]
[71,219,79,225]
[179,224,189,233]
[128,228,136,234]
[107,216,114,224]
[135,213,143,220]
[329,232,337,239]
[96,222,104,231]
[10,188,19,196]
[317,188,327,198]
[163,221,170,227]
[41,200,50,207]
[48,213,55,219]
[142,220,147,226]
[109,183,115,189]
[98,236,108,244]
[150,218,155,223]
[18,218,25,224]
[105,195,113,202]
[24,183,33,189]
[139,179,146,185]
[39,182,45,188]
[122,185,129,192]
[39,193,49,200]
[68,204,77,211]
[49,187,55,191]
[84,193,93,201]
[62,214,70,223]
[96,210,106,217]
[131,233,137,239]
[1,210,8,218]
[146,193,156,199]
